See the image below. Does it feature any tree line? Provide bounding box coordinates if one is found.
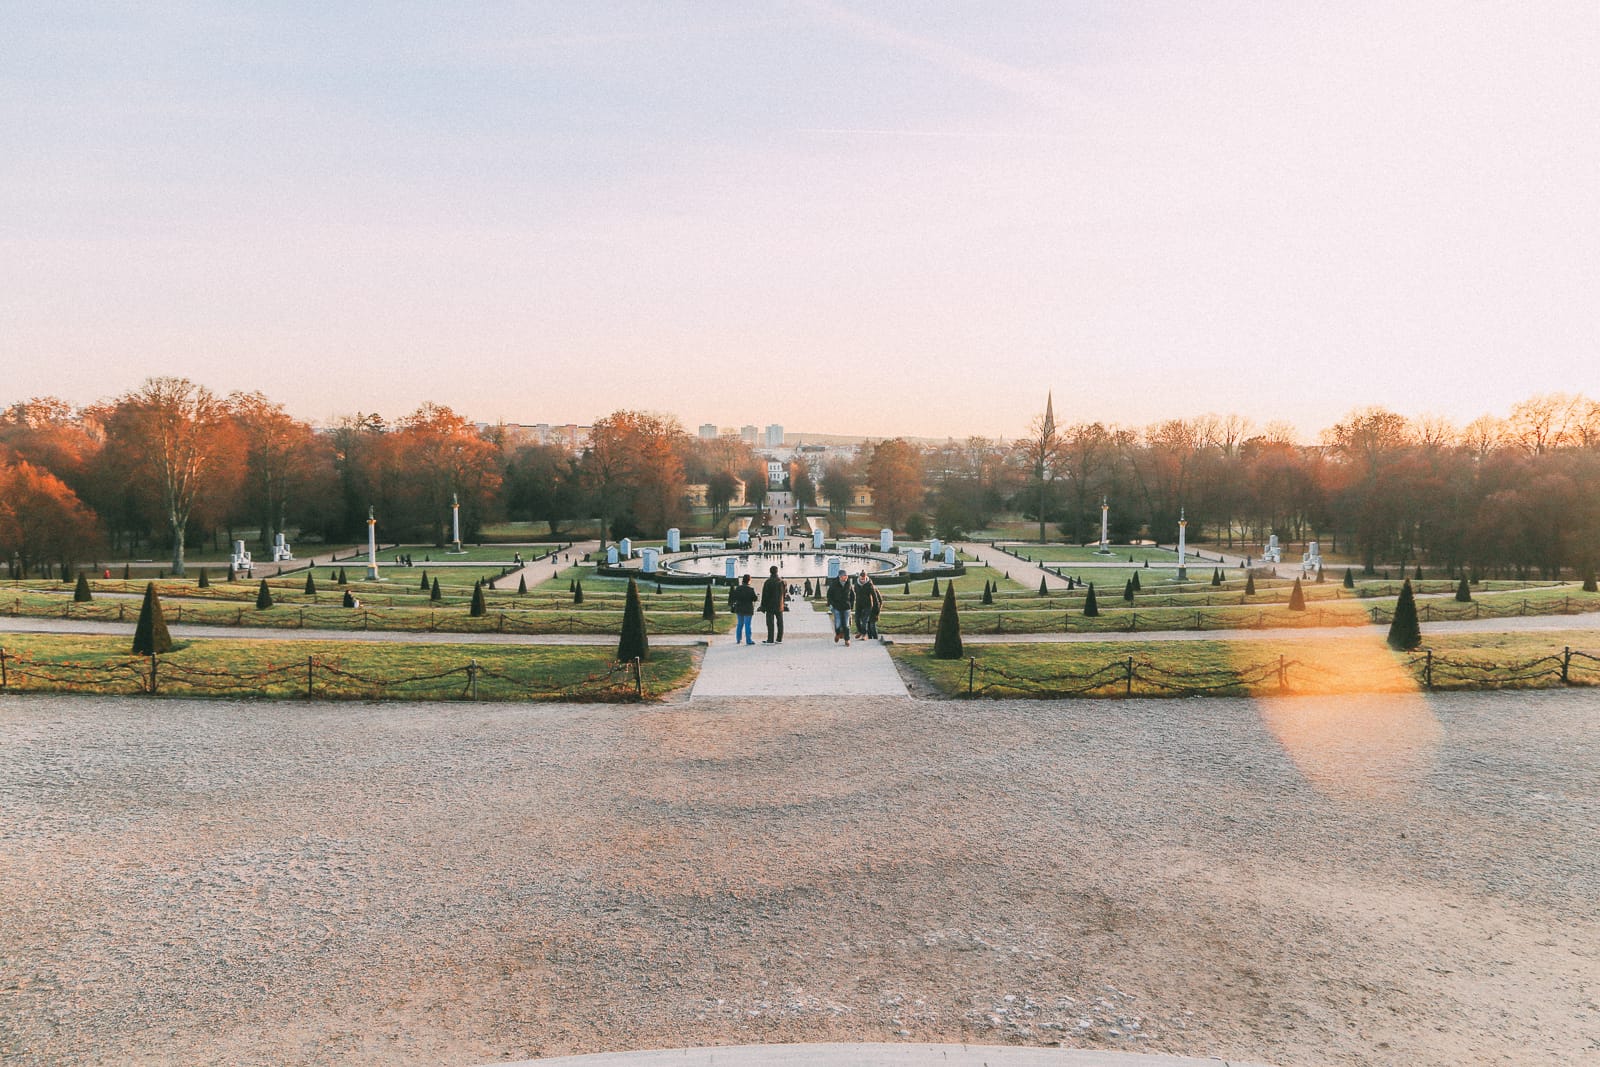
[2,379,1597,579]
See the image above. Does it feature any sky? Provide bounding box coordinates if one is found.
[3,1,1597,440]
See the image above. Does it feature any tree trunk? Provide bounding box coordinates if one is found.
[170,510,187,576]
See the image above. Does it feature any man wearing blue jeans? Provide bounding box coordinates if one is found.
[826,574,853,645]
[731,573,758,645]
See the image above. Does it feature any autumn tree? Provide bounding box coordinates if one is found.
[582,411,688,545]
[866,438,925,533]
[100,377,232,576]
[819,460,856,524]
[0,460,103,575]
[228,392,334,554]
[392,403,502,544]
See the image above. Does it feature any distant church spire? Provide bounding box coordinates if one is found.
[1043,391,1056,437]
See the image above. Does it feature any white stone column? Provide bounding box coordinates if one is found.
[1099,498,1110,553]
[450,492,463,553]
[365,508,381,581]
[1176,508,1188,580]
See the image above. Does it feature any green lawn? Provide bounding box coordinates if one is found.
[0,633,695,701]
[892,630,1600,698]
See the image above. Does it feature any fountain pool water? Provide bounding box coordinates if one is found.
[660,550,900,581]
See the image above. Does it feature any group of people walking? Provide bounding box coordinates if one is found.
[826,571,882,645]
[725,567,883,647]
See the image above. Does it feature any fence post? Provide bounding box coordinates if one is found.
[1125,656,1134,696]
[968,656,976,696]
[362,610,369,631]
[1522,599,1529,616]
[149,653,158,695]
[633,657,643,699]
[307,655,315,698]
[1278,655,1286,692]
[119,603,125,622]
[498,612,505,633]
[468,658,478,700]
[1562,646,1572,684]
[1129,613,1137,632]
[0,647,7,689]
[1424,649,1433,690]
[299,608,304,628]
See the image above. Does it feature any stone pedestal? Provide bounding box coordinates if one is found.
[725,557,737,580]
[620,537,632,559]
[812,528,824,549]
[641,548,658,574]
[606,546,619,566]
[666,528,680,552]
[907,549,925,574]
[880,528,894,552]
[827,557,841,580]
[944,546,955,565]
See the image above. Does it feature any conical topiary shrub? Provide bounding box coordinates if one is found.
[1122,578,1134,602]
[255,579,273,609]
[1455,577,1472,602]
[304,572,317,595]
[1288,577,1306,611]
[573,580,584,604]
[981,581,993,606]
[701,583,716,621]
[1082,583,1099,617]
[569,578,576,593]
[122,563,130,580]
[1414,564,1424,581]
[420,572,430,591]
[73,572,92,602]
[932,581,963,660]
[1315,565,1325,584]
[338,567,348,584]
[1131,571,1141,592]
[1037,576,1048,596]
[1387,579,1422,650]
[518,575,527,594]
[430,577,442,601]
[930,578,940,598]
[131,582,173,655]
[1343,568,1355,589]
[902,581,910,594]
[198,568,210,589]
[470,581,487,617]
[1245,573,1257,596]
[617,578,648,662]
[1212,568,1222,586]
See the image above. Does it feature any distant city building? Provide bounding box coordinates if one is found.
[765,423,784,447]
[740,425,758,444]
[482,422,589,452]
[698,423,718,439]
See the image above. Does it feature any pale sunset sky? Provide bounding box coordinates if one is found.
[4,2,1596,439]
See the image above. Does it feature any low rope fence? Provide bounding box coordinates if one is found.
[1368,597,1593,623]
[956,646,1600,697]
[0,647,650,702]
[883,606,1372,635]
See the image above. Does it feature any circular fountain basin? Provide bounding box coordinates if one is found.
[660,549,901,581]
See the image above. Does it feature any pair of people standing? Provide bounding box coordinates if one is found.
[730,567,788,645]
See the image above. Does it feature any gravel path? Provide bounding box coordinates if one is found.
[2,690,1595,1066]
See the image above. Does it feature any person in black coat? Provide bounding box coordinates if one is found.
[759,565,787,643]
[826,574,854,645]
[730,573,758,645]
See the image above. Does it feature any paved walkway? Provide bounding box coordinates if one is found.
[690,601,909,699]
[491,1044,1271,1067]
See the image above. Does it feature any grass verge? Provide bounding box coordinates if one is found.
[0,634,697,702]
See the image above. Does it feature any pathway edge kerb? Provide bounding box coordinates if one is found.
[483,1043,1275,1067]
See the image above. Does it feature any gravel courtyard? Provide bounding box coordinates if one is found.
[2,690,1596,1066]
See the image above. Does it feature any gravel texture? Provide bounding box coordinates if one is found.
[2,690,1596,1066]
